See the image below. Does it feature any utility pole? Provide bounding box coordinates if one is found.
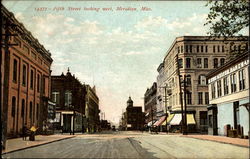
[176,54,184,134]
[183,75,187,135]
[164,84,168,133]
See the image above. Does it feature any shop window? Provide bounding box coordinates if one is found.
[200,111,207,125]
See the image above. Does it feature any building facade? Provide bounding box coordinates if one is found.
[162,36,248,132]
[51,70,86,133]
[144,82,158,128]
[124,97,144,130]
[156,63,166,118]
[1,5,53,141]
[85,85,100,133]
[207,52,249,137]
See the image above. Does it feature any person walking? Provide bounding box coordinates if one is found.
[22,123,28,140]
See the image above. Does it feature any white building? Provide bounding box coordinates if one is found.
[207,52,249,137]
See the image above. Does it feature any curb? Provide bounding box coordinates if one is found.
[2,136,76,155]
[181,136,249,148]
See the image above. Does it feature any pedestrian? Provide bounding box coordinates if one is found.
[22,123,28,140]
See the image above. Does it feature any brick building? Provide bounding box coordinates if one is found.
[144,82,158,130]
[124,97,144,130]
[51,69,86,133]
[1,5,53,143]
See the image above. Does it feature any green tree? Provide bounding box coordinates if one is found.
[205,0,249,37]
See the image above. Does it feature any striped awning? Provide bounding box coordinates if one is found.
[153,116,166,126]
[162,114,174,126]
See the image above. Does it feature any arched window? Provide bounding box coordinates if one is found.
[12,97,16,117]
[220,58,225,66]
[213,58,218,68]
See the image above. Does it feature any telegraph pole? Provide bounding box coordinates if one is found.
[164,84,168,133]
[183,75,187,135]
[176,54,184,134]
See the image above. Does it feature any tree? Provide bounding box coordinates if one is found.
[205,0,249,37]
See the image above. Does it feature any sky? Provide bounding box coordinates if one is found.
[2,0,233,125]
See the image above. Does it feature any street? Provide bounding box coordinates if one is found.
[2,131,249,158]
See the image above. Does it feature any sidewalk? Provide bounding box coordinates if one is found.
[182,134,249,148]
[2,134,75,154]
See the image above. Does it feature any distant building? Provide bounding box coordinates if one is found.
[124,97,144,130]
[162,36,248,132]
[85,85,100,133]
[156,63,166,119]
[207,52,249,137]
[51,69,86,133]
[100,120,111,130]
[144,83,158,129]
[1,5,53,143]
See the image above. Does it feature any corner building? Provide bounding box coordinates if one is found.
[1,6,53,138]
[162,36,248,132]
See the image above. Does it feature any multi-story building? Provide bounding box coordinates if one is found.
[124,97,144,130]
[1,5,53,143]
[162,36,248,132]
[207,51,249,137]
[51,69,86,133]
[85,85,100,133]
[144,82,158,129]
[156,63,166,118]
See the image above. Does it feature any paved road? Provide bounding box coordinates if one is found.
[3,131,249,158]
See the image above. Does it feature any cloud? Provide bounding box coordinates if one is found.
[124,51,143,56]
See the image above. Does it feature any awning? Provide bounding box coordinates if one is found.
[154,116,166,126]
[186,114,196,125]
[162,114,175,125]
[147,120,157,127]
[169,114,182,125]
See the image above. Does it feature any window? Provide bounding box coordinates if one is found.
[30,102,33,120]
[230,73,237,93]
[238,45,241,53]
[186,75,191,85]
[13,59,17,82]
[178,46,180,53]
[213,45,215,52]
[213,58,218,68]
[239,69,245,90]
[217,80,222,97]
[198,75,206,85]
[198,92,203,104]
[186,58,191,68]
[197,58,202,68]
[21,99,25,118]
[200,111,207,125]
[204,58,208,68]
[187,92,192,104]
[22,65,27,86]
[52,92,60,105]
[37,74,40,92]
[12,96,16,117]
[201,46,204,52]
[205,92,209,104]
[205,46,208,52]
[211,83,216,99]
[65,91,72,107]
[42,77,45,94]
[185,45,188,53]
[189,45,192,53]
[197,45,199,52]
[222,45,225,52]
[178,59,183,68]
[30,70,34,89]
[181,46,183,53]
[217,45,220,52]
[223,77,229,95]
[220,58,225,66]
